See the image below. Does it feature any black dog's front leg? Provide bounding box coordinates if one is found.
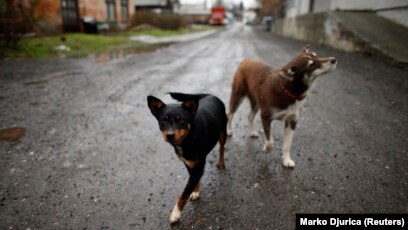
[169,161,205,224]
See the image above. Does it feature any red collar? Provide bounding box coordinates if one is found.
[279,80,306,101]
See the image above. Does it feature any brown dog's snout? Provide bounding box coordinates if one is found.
[318,57,337,65]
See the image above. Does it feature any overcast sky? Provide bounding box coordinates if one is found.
[179,0,258,8]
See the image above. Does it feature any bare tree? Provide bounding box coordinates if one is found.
[0,0,31,48]
[258,0,285,18]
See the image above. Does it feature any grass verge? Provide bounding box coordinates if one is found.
[0,25,217,59]
[1,33,146,59]
[118,25,218,37]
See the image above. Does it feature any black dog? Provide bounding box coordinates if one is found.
[147,92,227,224]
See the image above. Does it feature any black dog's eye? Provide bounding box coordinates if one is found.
[174,115,187,125]
[160,116,169,126]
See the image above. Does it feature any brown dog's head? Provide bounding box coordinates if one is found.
[283,45,337,86]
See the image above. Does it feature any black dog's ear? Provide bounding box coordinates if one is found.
[147,96,165,116]
[182,100,198,116]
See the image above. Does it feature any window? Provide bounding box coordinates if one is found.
[120,0,128,22]
[61,0,79,32]
[106,0,115,21]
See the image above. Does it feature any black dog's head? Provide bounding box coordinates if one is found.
[147,95,198,144]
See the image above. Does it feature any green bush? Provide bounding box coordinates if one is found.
[129,10,184,30]
[0,1,33,48]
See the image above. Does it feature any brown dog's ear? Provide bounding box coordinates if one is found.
[182,100,199,116]
[300,44,311,54]
[147,96,165,116]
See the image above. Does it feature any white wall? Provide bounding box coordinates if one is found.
[312,0,331,13]
[285,0,311,18]
[377,8,408,28]
[329,0,408,11]
[285,0,408,17]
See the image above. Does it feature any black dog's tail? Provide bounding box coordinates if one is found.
[168,92,209,102]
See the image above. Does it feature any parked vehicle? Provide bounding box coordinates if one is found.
[209,7,226,25]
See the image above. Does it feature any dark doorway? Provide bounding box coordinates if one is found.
[61,0,79,32]
[309,0,315,13]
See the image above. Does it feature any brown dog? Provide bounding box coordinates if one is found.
[227,45,337,168]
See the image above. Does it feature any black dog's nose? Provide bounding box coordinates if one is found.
[166,133,175,141]
[331,58,337,64]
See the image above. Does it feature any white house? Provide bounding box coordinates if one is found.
[284,0,408,27]
[135,0,180,13]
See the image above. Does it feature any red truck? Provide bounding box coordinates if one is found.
[209,7,226,25]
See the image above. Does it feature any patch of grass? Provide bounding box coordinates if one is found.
[0,25,218,59]
[124,28,191,37]
[1,33,145,59]
[122,25,218,37]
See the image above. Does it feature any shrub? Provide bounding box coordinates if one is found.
[0,0,32,48]
[129,10,185,30]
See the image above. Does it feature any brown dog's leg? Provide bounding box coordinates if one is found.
[248,99,259,138]
[261,112,274,152]
[226,113,234,136]
[282,120,296,168]
[217,132,226,169]
[227,78,245,136]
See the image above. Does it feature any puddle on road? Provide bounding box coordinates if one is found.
[24,79,49,85]
[89,44,170,65]
[24,71,83,86]
[0,127,25,141]
[19,44,170,86]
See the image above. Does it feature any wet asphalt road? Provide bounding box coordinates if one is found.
[0,23,407,229]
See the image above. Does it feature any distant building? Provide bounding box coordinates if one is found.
[135,0,180,13]
[75,0,135,31]
[179,3,210,24]
[5,0,135,34]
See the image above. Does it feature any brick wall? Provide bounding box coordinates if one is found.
[33,0,62,34]
[6,0,135,34]
[79,0,135,30]
[78,0,106,22]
